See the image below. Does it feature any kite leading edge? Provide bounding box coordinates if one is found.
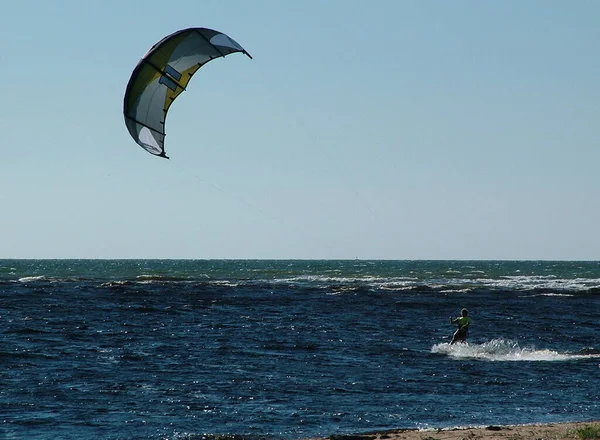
[123,27,252,158]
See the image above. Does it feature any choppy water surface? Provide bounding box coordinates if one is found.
[1,260,599,439]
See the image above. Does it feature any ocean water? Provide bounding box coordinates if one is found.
[1,259,599,440]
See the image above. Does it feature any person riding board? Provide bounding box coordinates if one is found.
[450,308,471,344]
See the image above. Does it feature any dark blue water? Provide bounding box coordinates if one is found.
[1,260,599,439]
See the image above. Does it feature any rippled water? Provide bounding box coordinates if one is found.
[1,260,599,439]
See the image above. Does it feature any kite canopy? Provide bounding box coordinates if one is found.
[123,27,252,158]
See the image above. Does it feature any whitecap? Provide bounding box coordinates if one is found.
[18,276,47,283]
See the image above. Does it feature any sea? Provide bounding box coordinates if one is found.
[1,259,599,440]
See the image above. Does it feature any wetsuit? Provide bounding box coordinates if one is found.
[451,316,471,344]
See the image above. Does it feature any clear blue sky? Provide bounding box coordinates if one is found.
[1,1,598,259]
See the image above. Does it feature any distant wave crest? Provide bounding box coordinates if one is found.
[5,261,600,296]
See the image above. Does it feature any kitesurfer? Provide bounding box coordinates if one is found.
[450,308,471,344]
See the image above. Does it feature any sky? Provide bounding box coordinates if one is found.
[1,0,599,260]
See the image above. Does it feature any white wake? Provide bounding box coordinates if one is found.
[431,338,600,362]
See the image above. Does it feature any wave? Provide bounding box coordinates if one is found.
[6,266,600,295]
[431,339,600,362]
[17,275,91,284]
[135,274,195,283]
[18,275,49,283]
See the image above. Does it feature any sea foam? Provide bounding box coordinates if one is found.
[431,338,599,362]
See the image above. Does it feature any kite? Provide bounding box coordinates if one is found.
[123,27,252,158]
